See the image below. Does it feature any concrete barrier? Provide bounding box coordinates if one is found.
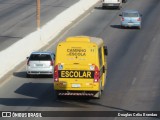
[0,0,100,80]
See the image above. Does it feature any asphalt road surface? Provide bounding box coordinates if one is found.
[0,0,79,51]
[0,0,160,120]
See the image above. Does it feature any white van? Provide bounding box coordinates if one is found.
[102,0,122,9]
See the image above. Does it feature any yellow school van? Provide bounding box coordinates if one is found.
[54,36,108,98]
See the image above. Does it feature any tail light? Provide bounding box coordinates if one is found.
[54,65,59,82]
[121,17,124,21]
[137,17,141,21]
[94,65,100,82]
[50,61,54,66]
[27,60,30,66]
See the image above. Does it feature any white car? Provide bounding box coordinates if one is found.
[26,51,55,78]
[102,0,122,9]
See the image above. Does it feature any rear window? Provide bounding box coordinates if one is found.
[123,12,139,17]
[29,54,51,61]
[56,44,97,64]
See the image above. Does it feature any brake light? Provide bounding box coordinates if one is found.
[137,17,141,21]
[94,65,100,82]
[50,61,54,66]
[121,17,124,21]
[27,60,30,66]
[54,65,59,82]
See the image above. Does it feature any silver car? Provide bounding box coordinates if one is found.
[26,51,55,78]
[119,10,142,29]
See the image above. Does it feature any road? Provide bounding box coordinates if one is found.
[0,0,160,120]
[0,0,79,51]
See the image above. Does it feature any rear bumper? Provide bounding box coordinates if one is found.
[55,90,99,97]
[121,22,141,27]
[27,71,53,75]
[102,3,121,7]
[54,82,100,91]
[26,67,53,75]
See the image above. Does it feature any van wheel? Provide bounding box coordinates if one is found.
[57,95,63,99]
[94,81,102,99]
[94,90,101,99]
[55,91,63,99]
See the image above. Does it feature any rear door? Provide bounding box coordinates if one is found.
[56,43,98,87]
[56,43,97,66]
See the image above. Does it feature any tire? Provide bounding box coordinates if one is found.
[102,6,105,9]
[55,91,63,99]
[94,81,102,99]
[121,25,124,29]
[26,73,31,78]
[56,95,63,99]
[138,25,141,29]
[97,90,102,99]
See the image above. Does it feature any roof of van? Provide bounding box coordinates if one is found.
[65,36,104,46]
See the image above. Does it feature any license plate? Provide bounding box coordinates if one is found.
[36,64,43,67]
[108,4,113,6]
[128,23,133,26]
[72,84,81,88]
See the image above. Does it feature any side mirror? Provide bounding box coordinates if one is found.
[104,46,108,56]
[103,65,105,73]
[119,14,122,16]
[26,57,29,59]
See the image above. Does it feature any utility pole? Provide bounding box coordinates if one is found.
[36,0,41,30]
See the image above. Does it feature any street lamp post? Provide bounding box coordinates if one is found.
[36,0,41,30]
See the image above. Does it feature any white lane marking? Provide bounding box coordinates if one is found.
[132,78,137,86]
